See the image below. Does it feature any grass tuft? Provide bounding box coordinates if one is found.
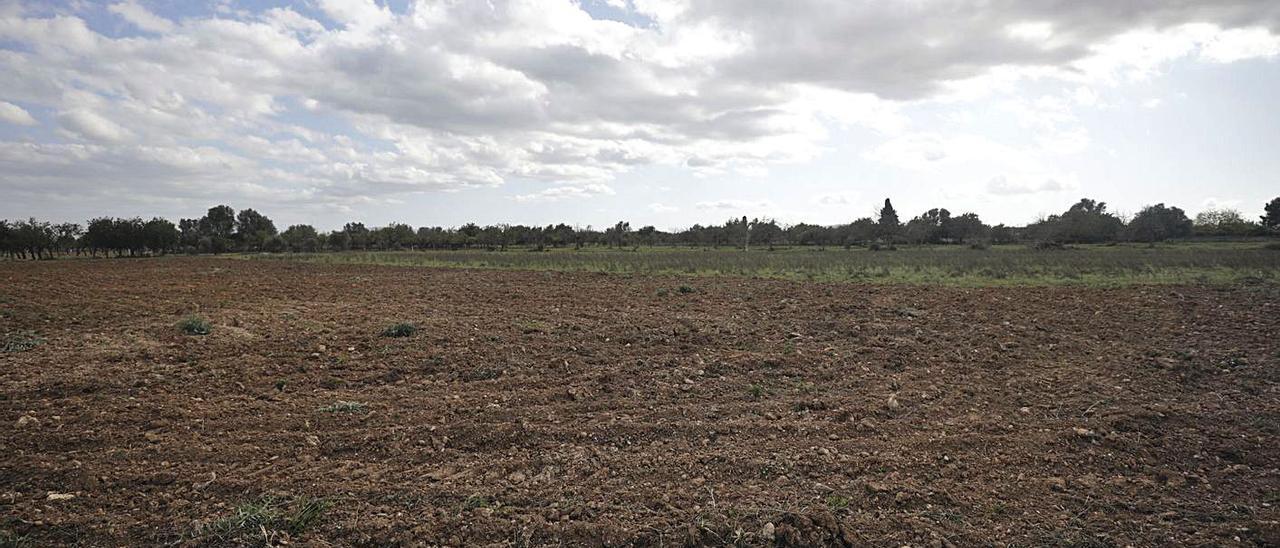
[177,315,212,336]
[319,401,367,414]
[194,496,329,544]
[1,331,43,353]
[380,322,417,338]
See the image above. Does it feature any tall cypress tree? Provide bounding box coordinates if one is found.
[877,198,901,240]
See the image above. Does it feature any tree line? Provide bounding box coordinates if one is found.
[2,196,1278,259]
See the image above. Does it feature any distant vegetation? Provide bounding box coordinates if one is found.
[255,242,1280,286]
[2,196,1278,260]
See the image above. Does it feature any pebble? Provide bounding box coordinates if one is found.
[47,492,75,501]
[761,522,775,541]
[16,415,38,428]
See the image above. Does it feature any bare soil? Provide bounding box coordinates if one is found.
[1,258,1277,546]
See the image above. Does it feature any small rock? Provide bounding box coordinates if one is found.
[47,492,75,501]
[305,435,320,446]
[1048,477,1067,491]
[16,415,38,428]
[508,471,527,484]
[1018,407,1031,414]
[318,344,327,352]
[760,522,775,541]
[144,432,162,443]
[865,481,891,493]
[1072,427,1097,438]
[886,394,900,410]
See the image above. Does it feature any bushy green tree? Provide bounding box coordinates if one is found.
[1263,197,1280,231]
[280,224,320,252]
[1124,203,1192,242]
[143,217,179,253]
[1194,208,1261,237]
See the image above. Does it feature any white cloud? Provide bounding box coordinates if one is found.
[511,183,616,203]
[695,199,773,211]
[0,101,37,126]
[986,174,1078,195]
[1200,26,1280,63]
[57,109,131,142]
[814,192,858,206]
[648,202,679,213]
[107,1,175,33]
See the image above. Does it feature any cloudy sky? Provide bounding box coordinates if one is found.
[1,0,1277,230]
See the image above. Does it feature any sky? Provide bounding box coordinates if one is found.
[0,0,1277,231]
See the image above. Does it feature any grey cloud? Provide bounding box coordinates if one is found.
[1,0,1277,219]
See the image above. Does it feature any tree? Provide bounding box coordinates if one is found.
[1124,203,1191,242]
[605,221,632,248]
[178,218,200,250]
[11,218,56,259]
[342,222,370,250]
[54,223,83,255]
[235,208,277,251]
[1030,198,1123,243]
[944,213,987,243]
[1194,208,1259,237]
[142,217,179,253]
[749,218,783,250]
[904,208,949,244]
[200,205,235,238]
[199,205,235,253]
[1263,197,1280,231]
[876,199,901,241]
[280,224,320,252]
[636,225,657,247]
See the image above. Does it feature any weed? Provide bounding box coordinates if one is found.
[177,315,212,336]
[194,496,329,544]
[0,530,30,548]
[381,322,417,338]
[824,494,851,511]
[747,383,765,399]
[463,494,492,510]
[518,320,549,334]
[677,285,696,294]
[1,331,42,353]
[319,401,367,413]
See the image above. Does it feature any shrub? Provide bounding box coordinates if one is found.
[677,285,696,294]
[177,315,211,336]
[2,331,43,353]
[380,322,417,337]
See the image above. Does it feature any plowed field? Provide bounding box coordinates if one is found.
[2,258,1277,546]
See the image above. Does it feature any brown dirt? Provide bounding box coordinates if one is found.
[1,257,1277,547]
